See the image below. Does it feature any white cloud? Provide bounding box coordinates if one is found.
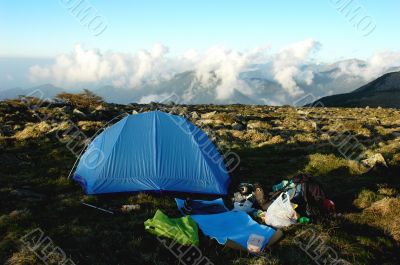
[335,50,400,80]
[28,43,269,100]
[272,39,321,97]
[29,43,175,88]
[27,41,400,104]
[138,93,171,104]
[187,46,269,99]
[29,65,51,82]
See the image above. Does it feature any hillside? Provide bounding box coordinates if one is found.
[1,97,400,264]
[313,71,400,108]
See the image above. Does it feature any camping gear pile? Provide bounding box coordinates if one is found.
[72,111,336,254]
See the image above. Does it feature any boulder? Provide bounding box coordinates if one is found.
[199,119,215,125]
[13,124,22,131]
[61,105,72,113]
[311,121,318,131]
[362,153,387,168]
[201,111,217,119]
[232,122,246,131]
[191,111,200,120]
[236,115,246,122]
[297,109,309,115]
[73,108,87,118]
[95,104,107,111]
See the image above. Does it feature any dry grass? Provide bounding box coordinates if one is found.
[14,122,52,140]
[353,189,381,209]
[364,198,400,241]
[247,120,272,130]
[5,248,38,265]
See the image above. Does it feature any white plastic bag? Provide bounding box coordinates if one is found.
[264,192,297,228]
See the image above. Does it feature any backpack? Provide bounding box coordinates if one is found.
[292,174,327,216]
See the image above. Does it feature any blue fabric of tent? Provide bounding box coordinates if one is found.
[175,198,276,251]
[73,111,230,195]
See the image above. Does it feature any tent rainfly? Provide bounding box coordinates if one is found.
[73,111,230,195]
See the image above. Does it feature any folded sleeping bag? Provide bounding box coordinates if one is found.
[175,198,276,252]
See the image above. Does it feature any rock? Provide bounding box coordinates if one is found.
[61,105,72,113]
[202,127,212,136]
[247,120,271,130]
[10,189,46,202]
[297,109,309,115]
[232,122,246,131]
[191,111,200,120]
[199,119,215,125]
[236,115,246,122]
[178,107,189,117]
[0,125,13,136]
[132,110,138,115]
[201,111,217,119]
[365,106,370,110]
[311,121,318,131]
[180,106,189,113]
[13,124,22,131]
[73,108,86,118]
[95,104,107,111]
[362,153,387,168]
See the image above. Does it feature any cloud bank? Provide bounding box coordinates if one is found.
[28,40,400,103]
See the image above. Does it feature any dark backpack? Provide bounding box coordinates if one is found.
[293,174,326,216]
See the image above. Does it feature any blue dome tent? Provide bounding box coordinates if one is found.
[73,111,230,195]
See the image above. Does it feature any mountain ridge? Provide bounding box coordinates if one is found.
[311,71,400,108]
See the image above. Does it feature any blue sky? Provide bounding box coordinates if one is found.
[1,0,400,96]
[1,0,399,61]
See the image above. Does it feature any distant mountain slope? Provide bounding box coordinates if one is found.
[0,84,66,100]
[312,71,400,108]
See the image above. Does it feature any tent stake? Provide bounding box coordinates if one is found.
[81,202,114,214]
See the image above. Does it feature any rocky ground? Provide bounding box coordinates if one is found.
[1,96,400,264]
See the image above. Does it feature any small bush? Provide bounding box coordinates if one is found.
[56,89,104,109]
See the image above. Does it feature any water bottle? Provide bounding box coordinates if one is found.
[298,217,310,224]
